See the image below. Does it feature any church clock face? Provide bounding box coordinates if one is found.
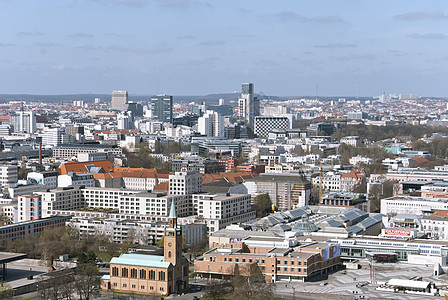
[168,242,172,247]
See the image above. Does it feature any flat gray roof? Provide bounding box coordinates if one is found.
[0,252,27,264]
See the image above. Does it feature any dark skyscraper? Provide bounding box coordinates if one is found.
[151,94,173,123]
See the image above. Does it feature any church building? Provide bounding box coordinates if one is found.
[101,199,189,296]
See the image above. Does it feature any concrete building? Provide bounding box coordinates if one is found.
[194,237,341,282]
[340,136,362,147]
[101,201,189,296]
[238,83,259,125]
[69,217,206,246]
[77,152,108,162]
[172,158,225,174]
[381,196,448,216]
[197,110,224,137]
[42,128,73,147]
[0,165,18,188]
[27,171,59,190]
[58,172,95,188]
[246,174,312,211]
[10,111,36,133]
[111,90,128,111]
[168,171,202,196]
[0,216,70,242]
[53,144,122,159]
[39,186,86,218]
[151,94,173,123]
[15,195,41,222]
[190,193,254,233]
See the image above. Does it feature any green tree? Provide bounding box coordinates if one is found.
[0,282,12,300]
[254,194,272,217]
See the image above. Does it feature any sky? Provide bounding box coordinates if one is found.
[1,0,448,97]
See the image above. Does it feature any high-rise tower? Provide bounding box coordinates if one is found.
[111,90,128,111]
[151,94,173,123]
[238,83,259,125]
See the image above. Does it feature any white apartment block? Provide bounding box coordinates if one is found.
[169,171,202,195]
[349,155,373,166]
[422,217,448,240]
[122,176,164,191]
[77,152,107,162]
[386,168,448,182]
[115,191,188,216]
[381,196,448,216]
[312,172,342,191]
[39,186,85,218]
[27,171,59,189]
[68,217,206,246]
[58,172,95,188]
[340,136,361,147]
[191,193,255,232]
[0,165,18,188]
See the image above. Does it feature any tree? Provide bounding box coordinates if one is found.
[230,263,273,300]
[73,264,100,300]
[0,282,12,300]
[254,194,272,217]
[204,280,231,300]
[368,180,396,213]
[78,251,96,264]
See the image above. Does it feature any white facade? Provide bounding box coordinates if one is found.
[58,172,95,188]
[381,196,448,216]
[192,193,252,221]
[77,152,107,162]
[27,171,59,189]
[10,111,36,133]
[42,128,72,147]
[169,171,202,195]
[198,110,224,137]
[340,136,361,147]
[39,186,85,218]
[0,165,18,188]
[350,155,373,166]
[68,217,206,246]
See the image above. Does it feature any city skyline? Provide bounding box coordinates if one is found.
[1,0,448,96]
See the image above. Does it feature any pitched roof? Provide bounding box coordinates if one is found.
[58,160,115,175]
[110,253,170,269]
[202,172,256,184]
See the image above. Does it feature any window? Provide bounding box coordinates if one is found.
[141,286,145,289]
[169,251,172,258]
[140,269,146,279]
[121,268,128,278]
[149,270,156,280]
[112,267,119,276]
[284,267,288,271]
[158,271,165,281]
[131,268,138,278]
[132,284,136,288]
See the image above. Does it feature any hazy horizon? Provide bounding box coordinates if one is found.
[1,0,448,96]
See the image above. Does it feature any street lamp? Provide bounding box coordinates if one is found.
[292,286,295,300]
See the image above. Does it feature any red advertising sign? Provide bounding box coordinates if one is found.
[383,229,411,237]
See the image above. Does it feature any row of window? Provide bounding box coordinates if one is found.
[112,282,164,291]
[112,267,167,281]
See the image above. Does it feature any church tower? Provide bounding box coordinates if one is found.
[164,199,183,292]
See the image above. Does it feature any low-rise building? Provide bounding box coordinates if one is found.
[194,237,341,282]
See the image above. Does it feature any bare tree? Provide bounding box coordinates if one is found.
[230,263,273,300]
[73,264,100,300]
